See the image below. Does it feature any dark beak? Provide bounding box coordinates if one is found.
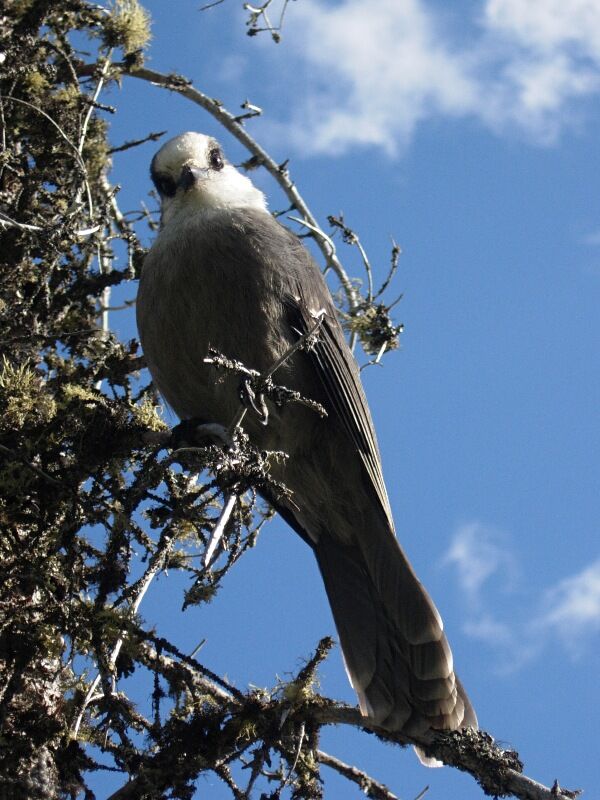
[178,164,209,191]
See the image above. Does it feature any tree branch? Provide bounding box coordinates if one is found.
[317,749,401,800]
[311,705,580,800]
[104,689,578,800]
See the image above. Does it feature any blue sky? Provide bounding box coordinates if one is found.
[94,1,600,796]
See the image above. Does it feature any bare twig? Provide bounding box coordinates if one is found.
[96,298,136,313]
[263,309,326,386]
[287,214,337,259]
[78,51,112,155]
[202,309,327,437]
[328,213,374,302]
[360,342,389,372]
[2,95,95,221]
[233,99,263,124]
[0,209,100,236]
[203,493,237,567]
[375,238,401,301]
[108,130,166,154]
[317,749,401,800]
[412,786,430,800]
[243,0,294,42]
[4,96,86,175]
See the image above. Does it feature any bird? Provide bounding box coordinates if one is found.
[136,132,477,758]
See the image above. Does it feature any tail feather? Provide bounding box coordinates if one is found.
[314,528,477,742]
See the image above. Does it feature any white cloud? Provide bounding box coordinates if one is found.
[283,0,476,154]
[273,0,600,153]
[442,523,528,672]
[537,558,600,654]
[482,0,600,56]
[442,522,600,672]
[442,521,517,602]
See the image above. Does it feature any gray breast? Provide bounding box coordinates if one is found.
[137,208,299,428]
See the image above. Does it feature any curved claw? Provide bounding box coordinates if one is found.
[239,378,269,425]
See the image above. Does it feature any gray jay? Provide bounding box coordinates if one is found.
[137,132,476,753]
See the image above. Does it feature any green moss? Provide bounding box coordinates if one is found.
[22,70,50,97]
[131,396,168,432]
[0,358,57,430]
[102,0,152,54]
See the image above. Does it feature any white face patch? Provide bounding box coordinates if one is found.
[152,132,268,225]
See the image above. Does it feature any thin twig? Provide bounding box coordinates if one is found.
[202,312,326,432]
[2,95,95,220]
[0,209,100,236]
[78,51,112,155]
[108,130,166,154]
[412,786,430,800]
[279,721,305,792]
[374,238,401,301]
[263,310,325,385]
[96,298,136,313]
[287,214,337,258]
[328,213,374,301]
[4,96,86,173]
[72,533,175,737]
[317,749,400,800]
[233,99,263,124]
[244,0,293,41]
[360,342,388,372]
[203,493,237,567]
[0,444,64,488]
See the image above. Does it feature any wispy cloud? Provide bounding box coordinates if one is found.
[442,521,517,602]
[537,558,600,655]
[442,522,600,672]
[269,0,600,154]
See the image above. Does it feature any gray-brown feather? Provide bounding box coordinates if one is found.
[137,207,476,737]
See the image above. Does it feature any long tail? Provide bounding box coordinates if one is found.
[313,526,477,743]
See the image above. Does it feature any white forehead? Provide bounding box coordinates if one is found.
[153,132,216,173]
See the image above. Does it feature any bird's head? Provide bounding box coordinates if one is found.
[150,132,267,226]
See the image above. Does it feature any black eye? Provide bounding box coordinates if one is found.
[153,173,176,198]
[209,147,224,171]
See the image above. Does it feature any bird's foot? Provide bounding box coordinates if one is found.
[239,378,269,425]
